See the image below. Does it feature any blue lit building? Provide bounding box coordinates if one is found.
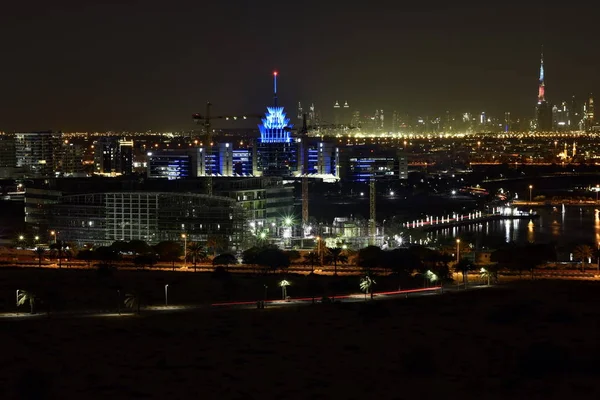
[147,145,255,179]
[255,72,298,177]
[338,147,408,182]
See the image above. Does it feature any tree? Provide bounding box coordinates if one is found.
[206,235,226,257]
[285,250,302,264]
[359,275,376,300]
[17,290,37,314]
[49,240,66,268]
[128,240,151,255]
[94,246,121,269]
[454,258,474,288]
[134,253,158,269]
[33,247,46,268]
[213,253,238,270]
[77,249,95,268]
[124,292,141,314]
[242,246,262,266]
[492,243,556,280]
[187,242,208,272]
[573,244,593,272]
[153,241,183,271]
[304,252,320,273]
[324,247,348,275]
[256,247,290,273]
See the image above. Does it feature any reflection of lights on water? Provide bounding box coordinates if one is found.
[527,220,535,243]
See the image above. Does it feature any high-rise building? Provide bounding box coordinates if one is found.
[504,112,511,132]
[351,110,361,128]
[94,137,133,175]
[342,101,350,127]
[584,94,595,131]
[255,72,296,177]
[333,100,341,125]
[0,134,17,178]
[15,130,61,177]
[536,51,552,131]
[58,141,85,176]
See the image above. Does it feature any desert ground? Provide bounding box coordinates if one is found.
[1,276,599,399]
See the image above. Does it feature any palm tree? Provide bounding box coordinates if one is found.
[359,275,376,300]
[50,240,66,268]
[17,290,37,314]
[454,258,474,288]
[574,244,593,272]
[124,292,141,314]
[480,267,492,286]
[33,247,46,268]
[187,242,208,272]
[304,251,320,273]
[325,247,348,275]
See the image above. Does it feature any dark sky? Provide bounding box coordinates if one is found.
[0,1,598,131]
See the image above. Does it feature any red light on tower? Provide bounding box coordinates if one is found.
[273,71,278,76]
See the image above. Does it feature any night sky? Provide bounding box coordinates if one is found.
[0,1,598,131]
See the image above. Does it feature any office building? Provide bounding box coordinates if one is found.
[24,176,294,249]
[94,137,133,175]
[15,130,61,177]
[255,72,297,177]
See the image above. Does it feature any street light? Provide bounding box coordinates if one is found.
[164,284,169,306]
[528,185,533,203]
[34,236,39,242]
[456,238,461,263]
[50,230,57,244]
[279,280,290,300]
[181,233,187,269]
[16,289,20,314]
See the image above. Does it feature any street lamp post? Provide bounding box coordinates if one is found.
[164,284,169,307]
[529,185,533,203]
[50,230,57,245]
[181,233,187,269]
[596,185,599,202]
[16,289,20,314]
[117,289,121,315]
[456,238,461,263]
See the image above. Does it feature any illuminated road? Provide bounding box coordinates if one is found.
[0,286,451,320]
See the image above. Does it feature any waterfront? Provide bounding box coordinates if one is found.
[428,206,600,250]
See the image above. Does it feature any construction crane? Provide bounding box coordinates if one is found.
[192,103,262,195]
[369,177,376,245]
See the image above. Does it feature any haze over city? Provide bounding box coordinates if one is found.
[3,2,600,399]
[1,1,599,131]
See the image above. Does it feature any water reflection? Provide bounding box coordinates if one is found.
[427,206,600,246]
[527,220,534,243]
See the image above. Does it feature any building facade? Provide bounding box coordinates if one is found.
[15,131,61,177]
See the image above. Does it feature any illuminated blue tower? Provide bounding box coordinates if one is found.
[255,71,298,176]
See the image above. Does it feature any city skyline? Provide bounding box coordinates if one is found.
[1,1,598,131]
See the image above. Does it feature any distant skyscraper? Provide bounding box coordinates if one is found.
[536,50,552,131]
[333,100,341,125]
[585,94,595,131]
[343,101,350,127]
[297,102,303,120]
[504,112,511,132]
[351,110,361,128]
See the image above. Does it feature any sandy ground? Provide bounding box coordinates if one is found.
[2,280,600,399]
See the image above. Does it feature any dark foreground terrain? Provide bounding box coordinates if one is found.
[2,280,599,399]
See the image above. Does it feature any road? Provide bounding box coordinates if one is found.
[0,286,453,321]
